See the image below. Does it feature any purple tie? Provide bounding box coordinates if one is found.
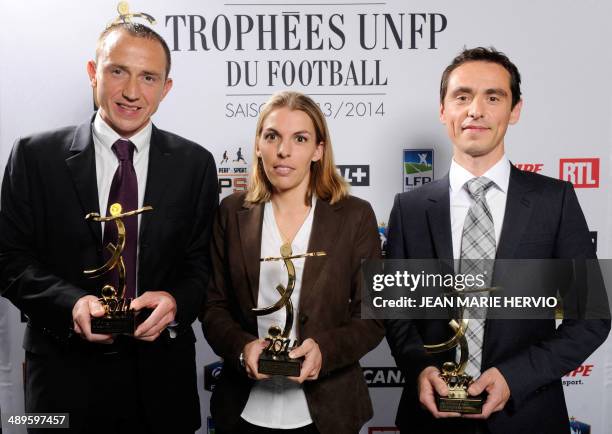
[103,139,138,299]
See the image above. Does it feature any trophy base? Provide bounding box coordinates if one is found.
[436,394,484,414]
[91,312,135,335]
[258,353,302,377]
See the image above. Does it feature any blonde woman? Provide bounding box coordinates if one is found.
[202,91,383,434]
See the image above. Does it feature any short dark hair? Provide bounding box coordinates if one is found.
[96,22,171,79]
[440,46,522,108]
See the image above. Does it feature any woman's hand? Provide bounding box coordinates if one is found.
[243,339,271,380]
[288,338,322,383]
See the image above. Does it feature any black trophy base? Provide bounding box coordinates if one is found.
[258,352,302,377]
[91,312,135,335]
[436,394,484,414]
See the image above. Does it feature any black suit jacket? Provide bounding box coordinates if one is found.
[0,116,218,433]
[385,164,610,434]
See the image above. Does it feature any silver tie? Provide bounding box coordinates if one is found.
[460,177,496,377]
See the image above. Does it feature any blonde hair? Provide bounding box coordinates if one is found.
[245,91,349,206]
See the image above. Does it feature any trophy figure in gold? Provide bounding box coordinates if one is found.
[84,203,152,334]
[424,315,483,413]
[254,244,325,376]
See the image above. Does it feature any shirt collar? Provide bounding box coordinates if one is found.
[449,154,511,194]
[92,111,152,154]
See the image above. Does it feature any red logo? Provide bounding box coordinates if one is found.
[565,364,594,377]
[559,158,599,188]
[514,163,543,173]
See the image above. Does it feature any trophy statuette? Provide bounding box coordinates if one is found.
[83,203,152,335]
[423,286,497,414]
[253,243,326,376]
[424,316,483,414]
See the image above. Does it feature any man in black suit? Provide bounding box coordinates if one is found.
[385,47,610,433]
[0,22,217,433]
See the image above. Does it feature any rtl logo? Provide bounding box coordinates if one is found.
[559,158,599,188]
[514,163,543,173]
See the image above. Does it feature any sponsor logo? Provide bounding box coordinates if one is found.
[363,367,405,387]
[559,158,599,188]
[514,163,543,173]
[403,149,433,191]
[337,165,370,186]
[368,428,400,434]
[590,231,597,252]
[566,364,594,377]
[378,222,387,256]
[569,417,591,434]
[207,416,216,434]
[218,147,249,198]
[563,364,593,387]
[204,361,223,392]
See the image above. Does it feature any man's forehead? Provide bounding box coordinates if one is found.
[447,61,512,90]
[98,28,127,54]
[98,29,163,59]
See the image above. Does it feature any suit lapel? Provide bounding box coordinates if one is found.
[140,126,172,240]
[65,117,102,245]
[425,176,454,261]
[300,199,342,308]
[496,165,537,259]
[237,202,264,307]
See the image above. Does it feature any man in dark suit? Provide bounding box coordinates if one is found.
[0,22,217,433]
[385,47,610,434]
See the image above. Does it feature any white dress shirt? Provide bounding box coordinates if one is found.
[92,112,151,220]
[449,155,511,259]
[92,113,151,294]
[241,199,316,429]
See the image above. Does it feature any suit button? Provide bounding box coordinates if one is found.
[299,313,308,324]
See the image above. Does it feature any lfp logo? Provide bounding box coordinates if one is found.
[559,158,599,188]
[403,149,433,192]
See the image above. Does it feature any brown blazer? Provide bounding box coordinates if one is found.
[201,192,384,434]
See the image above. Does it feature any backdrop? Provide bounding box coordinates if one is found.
[0,1,610,433]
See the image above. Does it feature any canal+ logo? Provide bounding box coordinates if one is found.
[403,149,433,192]
[362,367,405,387]
[337,165,370,186]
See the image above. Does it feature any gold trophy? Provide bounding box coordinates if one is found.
[112,1,156,25]
[84,203,152,335]
[253,243,326,376]
[423,287,496,414]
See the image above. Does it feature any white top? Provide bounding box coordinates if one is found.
[241,199,316,429]
[449,155,511,259]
